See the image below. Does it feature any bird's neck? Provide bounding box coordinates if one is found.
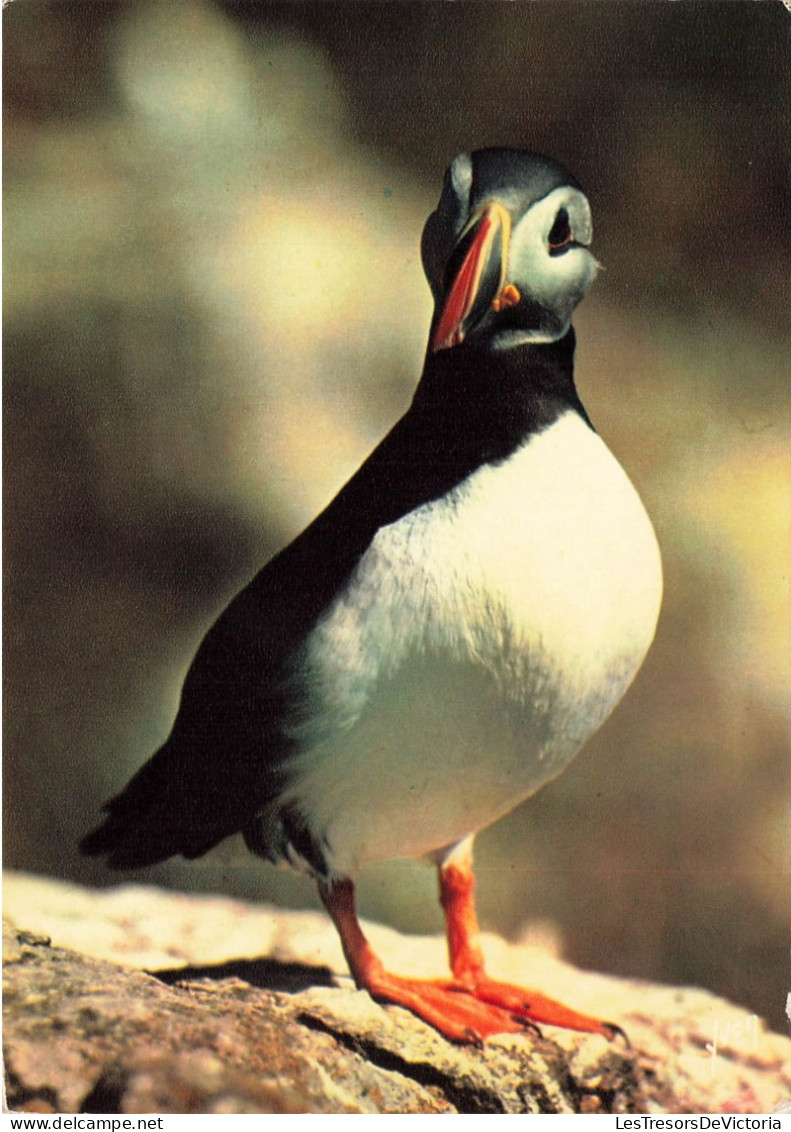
[413,328,592,458]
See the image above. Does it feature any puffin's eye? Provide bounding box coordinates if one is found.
[548,209,573,252]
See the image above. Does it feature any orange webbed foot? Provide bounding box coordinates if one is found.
[319,868,627,1048]
[358,970,532,1045]
[461,975,627,1043]
[356,969,624,1046]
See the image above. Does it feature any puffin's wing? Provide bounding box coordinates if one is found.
[78,561,321,869]
[80,396,484,869]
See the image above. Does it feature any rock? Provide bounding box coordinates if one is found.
[3,873,790,1114]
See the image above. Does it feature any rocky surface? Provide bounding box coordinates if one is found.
[3,873,790,1114]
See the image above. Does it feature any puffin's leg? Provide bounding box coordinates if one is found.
[318,876,527,1043]
[439,839,624,1040]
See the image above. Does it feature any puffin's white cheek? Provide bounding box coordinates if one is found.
[553,250,599,308]
[518,248,595,317]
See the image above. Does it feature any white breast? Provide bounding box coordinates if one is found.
[276,410,662,876]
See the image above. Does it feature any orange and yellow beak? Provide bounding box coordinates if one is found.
[430,201,521,354]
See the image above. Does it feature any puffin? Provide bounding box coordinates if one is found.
[82,148,663,1044]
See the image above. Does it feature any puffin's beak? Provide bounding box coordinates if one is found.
[430,200,520,354]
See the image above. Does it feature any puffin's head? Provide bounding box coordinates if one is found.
[421,148,598,354]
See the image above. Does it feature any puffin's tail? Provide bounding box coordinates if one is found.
[79,742,216,869]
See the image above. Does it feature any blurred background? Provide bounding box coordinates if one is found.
[4,0,789,1032]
